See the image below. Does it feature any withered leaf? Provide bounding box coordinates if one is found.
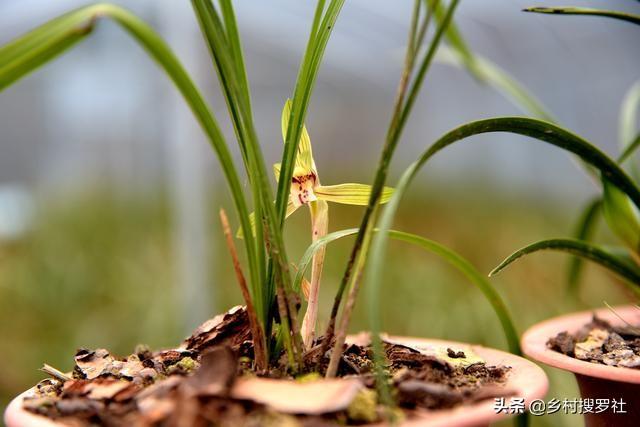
[231,377,363,415]
[85,379,134,400]
[74,349,114,380]
[181,306,251,353]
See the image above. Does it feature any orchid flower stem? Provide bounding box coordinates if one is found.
[301,200,329,347]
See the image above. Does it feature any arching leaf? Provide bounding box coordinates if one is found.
[490,238,640,294]
[523,7,640,26]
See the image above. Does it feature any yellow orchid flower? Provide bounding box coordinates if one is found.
[274,99,394,212]
[240,99,394,348]
[278,99,394,348]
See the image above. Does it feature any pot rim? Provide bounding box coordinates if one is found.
[4,335,548,427]
[521,304,640,384]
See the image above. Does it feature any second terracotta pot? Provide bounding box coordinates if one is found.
[522,305,640,427]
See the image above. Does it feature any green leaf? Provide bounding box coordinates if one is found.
[490,238,640,293]
[618,80,640,164]
[523,7,640,25]
[219,0,253,111]
[407,117,640,210]
[294,228,521,355]
[191,0,268,319]
[294,228,358,294]
[602,179,640,252]
[315,184,394,205]
[566,198,601,294]
[619,134,640,167]
[276,0,345,226]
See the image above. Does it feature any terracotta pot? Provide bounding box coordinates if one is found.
[522,305,640,427]
[4,336,548,427]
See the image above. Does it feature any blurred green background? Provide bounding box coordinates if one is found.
[0,182,632,426]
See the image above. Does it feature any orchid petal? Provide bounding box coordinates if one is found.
[274,162,313,182]
[281,99,315,172]
[315,183,394,205]
[273,163,281,181]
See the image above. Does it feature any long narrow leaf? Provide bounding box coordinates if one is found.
[219,0,253,111]
[0,8,84,67]
[276,0,345,225]
[490,239,640,292]
[294,228,521,355]
[523,7,640,25]
[0,4,257,301]
[619,134,640,166]
[618,80,640,164]
[191,0,273,321]
[602,179,640,252]
[566,198,601,294]
[410,117,640,209]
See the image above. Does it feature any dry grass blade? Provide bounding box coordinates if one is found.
[40,363,71,382]
[219,209,267,372]
[604,301,640,334]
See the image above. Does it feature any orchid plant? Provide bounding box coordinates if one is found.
[240,99,394,347]
[273,99,394,346]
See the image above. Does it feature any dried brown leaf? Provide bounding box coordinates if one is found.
[85,379,134,400]
[74,349,115,380]
[180,306,251,353]
[231,377,363,415]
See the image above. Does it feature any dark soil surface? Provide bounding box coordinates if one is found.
[548,314,640,368]
[23,306,512,426]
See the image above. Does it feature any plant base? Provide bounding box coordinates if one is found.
[5,308,548,426]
